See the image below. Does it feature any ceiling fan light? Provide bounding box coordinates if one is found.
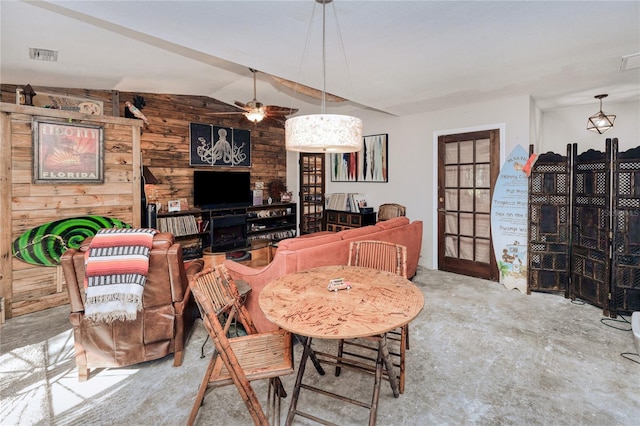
[586,94,616,134]
[285,114,363,153]
[245,110,265,123]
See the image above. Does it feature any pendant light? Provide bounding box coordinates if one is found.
[285,0,363,153]
[587,94,616,134]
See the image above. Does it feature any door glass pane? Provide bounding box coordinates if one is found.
[459,236,474,260]
[476,138,490,162]
[476,163,490,187]
[445,213,458,234]
[445,165,458,186]
[445,189,458,210]
[460,165,474,187]
[475,239,490,263]
[476,189,490,212]
[459,212,473,236]
[459,140,474,163]
[460,189,474,210]
[476,213,490,238]
[445,143,458,164]
[445,235,458,257]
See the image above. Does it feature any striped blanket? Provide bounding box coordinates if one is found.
[84,228,157,322]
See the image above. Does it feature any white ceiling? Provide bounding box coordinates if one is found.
[1,0,639,118]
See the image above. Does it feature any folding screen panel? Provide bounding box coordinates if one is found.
[611,142,640,313]
[570,141,612,314]
[527,147,571,296]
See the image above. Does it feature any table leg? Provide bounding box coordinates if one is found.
[379,334,400,398]
[296,335,325,375]
[285,337,313,426]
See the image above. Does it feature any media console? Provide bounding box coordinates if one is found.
[154,203,296,259]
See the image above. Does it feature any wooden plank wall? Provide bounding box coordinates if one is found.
[0,84,288,319]
[118,91,288,207]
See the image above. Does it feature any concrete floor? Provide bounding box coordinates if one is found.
[2,267,639,425]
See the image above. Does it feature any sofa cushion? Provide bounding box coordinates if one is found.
[375,216,410,230]
[337,225,378,240]
[277,232,342,251]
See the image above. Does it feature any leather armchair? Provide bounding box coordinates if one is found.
[61,232,203,380]
[377,203,407,221]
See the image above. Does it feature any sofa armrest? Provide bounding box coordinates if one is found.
[61,248,85,313]
[167,243,204,303]
[223,252,296,333]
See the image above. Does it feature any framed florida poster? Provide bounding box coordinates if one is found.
[33,119,104,183]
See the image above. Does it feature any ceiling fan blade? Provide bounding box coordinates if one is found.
[205,111,246,116]
[265,105,299,115]
[263,115,286,126]
[270,76,347,102]
[234,100,249,109]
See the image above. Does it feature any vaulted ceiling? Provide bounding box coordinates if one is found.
[1,1,639,118]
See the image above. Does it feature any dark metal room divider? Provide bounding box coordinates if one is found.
[527,138,640,316]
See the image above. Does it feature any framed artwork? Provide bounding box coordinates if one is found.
[358,134,388,182]
[330,152,358,182]
[189,122,251,167]
[330,133,388,182]
[33,119,104,184]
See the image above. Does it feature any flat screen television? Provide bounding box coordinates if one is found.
[194,170,252,209]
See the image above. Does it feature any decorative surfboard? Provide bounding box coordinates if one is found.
[12,216,131,267]
[490,144,529,294]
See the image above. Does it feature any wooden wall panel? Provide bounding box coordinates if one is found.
[1,83,288,319]
[1,100,142,319]
[118,91,288,207]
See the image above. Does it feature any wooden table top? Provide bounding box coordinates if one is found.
[259,265,424,339]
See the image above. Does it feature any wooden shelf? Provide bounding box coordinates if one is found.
[325,210,377,232]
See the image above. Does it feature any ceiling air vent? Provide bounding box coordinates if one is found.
[29,48,58,62]
[619,52,640,72]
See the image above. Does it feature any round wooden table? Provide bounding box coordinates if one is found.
[259,265,424,339]
[259,265,424,425]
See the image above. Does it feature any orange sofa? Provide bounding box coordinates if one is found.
[224,217,423,332]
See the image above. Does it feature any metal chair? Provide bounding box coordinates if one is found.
[377,203,406,221]
[188,265,294,426]
[336,240,410,393]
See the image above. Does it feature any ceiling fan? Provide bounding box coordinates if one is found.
[208,68,298,125]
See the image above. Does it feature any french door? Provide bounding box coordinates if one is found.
[437,130,500,281]
[299,153,325,234]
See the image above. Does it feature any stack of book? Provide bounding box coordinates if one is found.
[326,193,368,213]
[157,215,200,237]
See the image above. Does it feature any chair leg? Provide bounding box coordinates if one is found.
[369,342,384,426]
[399,326,407,394]
[77,365,89,382]
[174,349,184,366]
[335,339,345,376]
[187,354,217,426]
[404,324,410,350]
[267,377,287,426]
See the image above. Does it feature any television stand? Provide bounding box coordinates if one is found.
[154,202,297,259]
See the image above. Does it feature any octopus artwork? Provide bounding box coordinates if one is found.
[190,123,251,167]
